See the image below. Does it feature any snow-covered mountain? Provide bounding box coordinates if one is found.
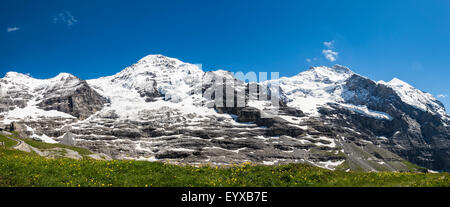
[268,64,447,120]
[1,54,448,172]
[86,55,214,119]
[380,78,447,117]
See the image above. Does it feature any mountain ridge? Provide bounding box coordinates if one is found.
[1,54,448,172]
[2,57,447,117]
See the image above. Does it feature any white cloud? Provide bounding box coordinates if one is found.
[323,41,334,48]
[6,27,20,32]
[306,57,318,63]
[322,49,338,62]
[437,94,448,98]
[53,11,78,26]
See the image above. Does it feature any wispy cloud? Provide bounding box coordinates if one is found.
[322,49,338,62]
[306,57,318,63]
[307,40,339,63]
[437,94,448,98]
[6,27,20,32]
[53,11,78,26]
[323,41,334,48]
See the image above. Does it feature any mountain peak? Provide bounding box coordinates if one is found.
[136,54,184,68]
[308,64,354,74]
[387,78,415,88]
[3,72,78,82]
[4,71,31,79]
[52,73,77,81]
[300,65,354,83]
[113,54,202,79]
[332,64,353,73]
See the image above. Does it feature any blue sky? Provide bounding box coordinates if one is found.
[1,0,449,110]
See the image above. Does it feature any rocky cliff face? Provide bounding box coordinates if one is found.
[0,72,107,120]
[1,55,448,172]
[338,75,450,171]
[37,78,108,120]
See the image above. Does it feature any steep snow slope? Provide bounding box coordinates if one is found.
[379,78,447,118]
[86,55,229,120]
[268,65,354,115]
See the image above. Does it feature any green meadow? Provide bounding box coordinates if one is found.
[0,132,448,187]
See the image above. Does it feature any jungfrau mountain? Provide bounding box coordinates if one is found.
[1,54,449,172]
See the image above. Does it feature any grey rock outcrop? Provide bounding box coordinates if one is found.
[37,76,108,119]
[60,132,76,146]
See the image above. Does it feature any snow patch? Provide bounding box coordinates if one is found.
[340,104,393,120]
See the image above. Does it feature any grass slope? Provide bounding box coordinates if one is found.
[0,134,18,148]
[16,136,93,156]
[0,133,448,187]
